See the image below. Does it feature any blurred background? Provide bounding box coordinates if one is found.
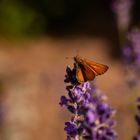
[0,0,140,140]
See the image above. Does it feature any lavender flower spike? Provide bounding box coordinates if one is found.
[122,28,140,87]
[111,0,133,30]
[60,64,117,140]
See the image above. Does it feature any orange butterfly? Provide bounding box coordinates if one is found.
[74,56,109,82]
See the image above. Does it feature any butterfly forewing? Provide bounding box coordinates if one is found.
[76,63,95,82]
[84,58,109,76]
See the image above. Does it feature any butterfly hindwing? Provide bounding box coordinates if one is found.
[76,63,95,82]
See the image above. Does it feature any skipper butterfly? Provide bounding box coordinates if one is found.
[74,56,109,82]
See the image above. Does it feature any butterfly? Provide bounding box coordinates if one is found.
[74,56,109,82]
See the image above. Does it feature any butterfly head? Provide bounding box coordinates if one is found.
[74,56,82,64]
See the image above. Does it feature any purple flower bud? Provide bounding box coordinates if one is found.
[59,96,69,106]
[137,97,140,102]
[134,135,140,140]
[86,110,96,124]
[64,121,78,137]
[83,82,91,91]
[64,65,79,85]
[67,105,77,114]
[66,136,71,140]
[135,115,140,126]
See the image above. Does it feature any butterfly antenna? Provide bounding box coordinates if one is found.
[65,56,73,59]
[76,49,79,56]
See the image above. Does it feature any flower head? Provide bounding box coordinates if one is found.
[111,0,133,30]
[60,65,117,140]
[122,28,140,87]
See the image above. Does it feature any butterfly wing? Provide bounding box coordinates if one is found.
[76,64,95,82]
[76,66,85,82]
[83,58,109,76]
